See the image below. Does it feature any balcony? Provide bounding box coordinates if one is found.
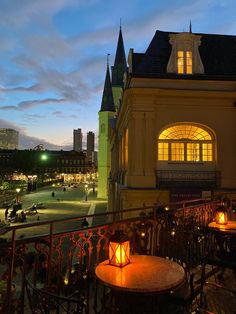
[0,200,235,313]
[156,170,221,189]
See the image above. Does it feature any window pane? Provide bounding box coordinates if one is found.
[159,125,212,140]
[187,143,200,161]
[202,143,213,161]
[186,51,192,74]
[177,51,184,74]
[158,142,169,160]
[171,143,184,161]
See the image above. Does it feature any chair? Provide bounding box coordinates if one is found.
[161,226,208,314]
[199,229,236,313]
[25,279,89,313]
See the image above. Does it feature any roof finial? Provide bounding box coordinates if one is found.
[189,20,192,33]
[107,53,110,67]
[120,18,122,30]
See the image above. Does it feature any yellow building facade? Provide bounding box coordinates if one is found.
[109,30,236,211]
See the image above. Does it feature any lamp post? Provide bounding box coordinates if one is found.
[16,188,21,203]
[85,184,88,201]
[92,174,95,196]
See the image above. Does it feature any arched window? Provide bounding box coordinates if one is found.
[158,124,214,162]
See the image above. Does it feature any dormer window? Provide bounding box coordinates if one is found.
[177,50,192,74]
[167,32,204,75]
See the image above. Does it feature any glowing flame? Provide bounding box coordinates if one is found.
[216,211,228,225]
[109,241,130,267]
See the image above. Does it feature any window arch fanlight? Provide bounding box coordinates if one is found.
[158,124,214,162]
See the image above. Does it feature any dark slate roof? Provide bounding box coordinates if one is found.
[100,66,116,112]
[111,27,127,86]
[131,30,236,79]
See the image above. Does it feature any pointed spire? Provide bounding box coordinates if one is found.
[111,25,127,86]
[100,55,115,112]
[189,20,192,33]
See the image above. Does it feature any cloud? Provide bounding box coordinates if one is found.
[0,118,70,150]
[0,0,76,28]
[0,0,235,149]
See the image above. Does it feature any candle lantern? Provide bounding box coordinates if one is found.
[215,205,228,225]
[109,230,130,267]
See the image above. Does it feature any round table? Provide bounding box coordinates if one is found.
[208,221,236,235]
[95,255,185,294]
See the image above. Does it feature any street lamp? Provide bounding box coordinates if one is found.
[92,174,95,196]
[85,184,88,201]
[16,188,21,203]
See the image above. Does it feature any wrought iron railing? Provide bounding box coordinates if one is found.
[156,170,221,188]
[0,199,217,313]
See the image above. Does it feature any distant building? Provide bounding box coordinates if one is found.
[0,128,19,149]
[73,128,83,152]
[87,131,95,162]
[0,149,96,181]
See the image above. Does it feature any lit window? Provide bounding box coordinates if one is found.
[177,50,192,74]
[177,51,184,74]
[202,143,212,161]
[171,143,184,161]
[158,124,214,163]
[187,143,200,161]
[158,143,169,161]
[186,51,192,74]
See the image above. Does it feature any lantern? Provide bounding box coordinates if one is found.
[109,230,130,267]
[215,205,228,225]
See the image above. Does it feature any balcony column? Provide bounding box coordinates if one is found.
[128,112,144,176]
[143,111,156,179]
[126,111,156,187]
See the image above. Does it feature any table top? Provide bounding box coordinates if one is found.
[95,255,185,294]
[208,221,236,234]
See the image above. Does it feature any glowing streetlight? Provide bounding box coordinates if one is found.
[85,184,88,201]
[16,188,21,203]
[41,154,48,161]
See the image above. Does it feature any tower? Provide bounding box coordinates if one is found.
[97,63,116,199]
[111,26,127,110]
[97,27,127,199]
[73,128,82,152]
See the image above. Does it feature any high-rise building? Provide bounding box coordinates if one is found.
[87,131,95,162]
[0,128,19,149]
[73,128,82,152]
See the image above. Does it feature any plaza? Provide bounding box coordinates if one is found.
[0,183,107,238]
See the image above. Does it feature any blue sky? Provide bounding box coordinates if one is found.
[0,0,235,150]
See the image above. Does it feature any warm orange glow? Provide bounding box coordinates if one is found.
[215,211,228,225]
[171,142,184,161]
[109,240,130,267]
[186,51,192,74]
[177,50,184,73]
[177,50,192,74]
[158,142,168,160]
[158,124,214,162]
